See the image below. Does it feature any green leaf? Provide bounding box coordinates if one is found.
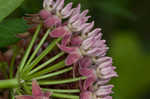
[0,18,29,48]
[0,0,24,22]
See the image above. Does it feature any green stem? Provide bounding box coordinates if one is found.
[28,52,64,75]
[10,90,15,99]
[23,83,31,94]
[0,79,18,88]
[25,28,51,66]
[27,76,86,85]
[23,38,62,74]
[10,46,19,78]
[34,67,72,80]
[25,60,66,80]
[19,24,41,71]
[42,88,80,93]
[52,93,79,99]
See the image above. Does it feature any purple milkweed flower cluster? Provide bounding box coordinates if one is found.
[25,0,118,99]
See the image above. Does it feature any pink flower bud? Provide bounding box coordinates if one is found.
[80,91,92,99]
[65,53,81,65]
[39,9,52,19]
[50,26,70,37]
[61,3,73,18]
[44,15,61,28]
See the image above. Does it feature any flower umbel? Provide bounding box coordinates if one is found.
[11,0,118,99]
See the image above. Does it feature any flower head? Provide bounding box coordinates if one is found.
[23,0,118,98]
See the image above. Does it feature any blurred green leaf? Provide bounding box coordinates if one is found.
[0,18,29,48]
[111,31,150,99]
[0,0,24,22]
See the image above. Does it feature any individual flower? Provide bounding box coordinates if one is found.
[15,80,51,99]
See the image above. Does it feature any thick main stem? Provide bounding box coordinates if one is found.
[0,79,18,88]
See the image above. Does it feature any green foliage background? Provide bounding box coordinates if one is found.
[0,0,150,99]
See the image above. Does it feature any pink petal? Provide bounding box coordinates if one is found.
[56,0,64,11]
[77,23,90,32]
[80,91,92,99]
[88,28,101,37]
[101,96,112,99]
[61,3,73,18]
[86,48,103,56]
[61,34,71,46]
[95,86,113,96]
[92,40,106,48]
[72,18,82,30]
[65,53,81,65]
[44,15,61,28]
[100,85,114,89]
[98,61,112,69]
[79,68,94,77]
[79,57,92,68]
[53,0,61,10]
[96,79,110,85]
[32,80,42,96]
[43,92,51,97]
[15,96,33,99]
[95,57,112,64]
[58,44,77,53]
[71,4,81,16]
[101,72,118,79]
[82,21,94,34]
[80,9,89,17]
[50,26,69,38]
[69,14,80,24]
[101,66,116,75]
[83,76,96,90]
[71,36,83,46]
